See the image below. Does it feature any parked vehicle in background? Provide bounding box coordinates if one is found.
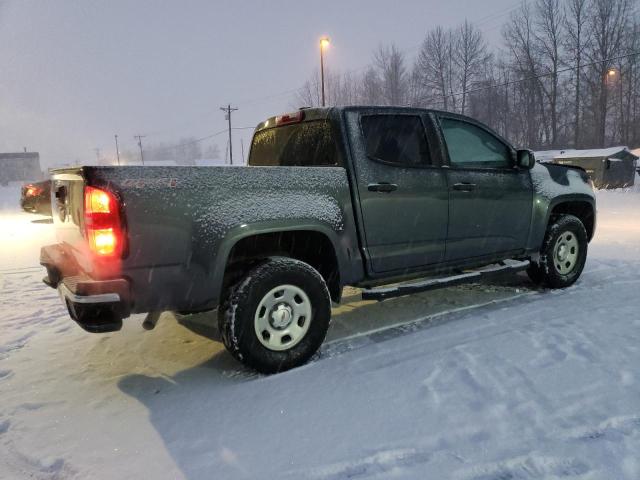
[553,147,636,189]
[40,106,596,373]
[21,180,51,215]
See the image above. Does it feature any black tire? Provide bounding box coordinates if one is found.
[527,214,588,288]
[525,261,545,285]
[218,257,331,374]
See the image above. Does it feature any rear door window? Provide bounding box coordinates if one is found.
[249,120,340,167]
[360,115,431,166]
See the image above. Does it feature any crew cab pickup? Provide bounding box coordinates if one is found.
[41,107,596,373]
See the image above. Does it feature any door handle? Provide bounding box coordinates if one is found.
[368,182,398,193]
[452,182,477,192]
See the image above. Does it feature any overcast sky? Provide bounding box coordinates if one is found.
[1,0,517,167]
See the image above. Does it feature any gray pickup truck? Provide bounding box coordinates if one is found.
[41,107,596,373]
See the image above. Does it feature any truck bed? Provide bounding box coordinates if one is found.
[48,165,359,313]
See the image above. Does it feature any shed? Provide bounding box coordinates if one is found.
[553,146,637,189]
[0,152,42,185]
[631,148,640,174]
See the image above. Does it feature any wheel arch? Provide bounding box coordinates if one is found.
[212,222,346,305]
[547,197,596,241]
[529,194,595,251]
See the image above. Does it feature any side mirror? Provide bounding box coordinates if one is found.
[516,149,536,169]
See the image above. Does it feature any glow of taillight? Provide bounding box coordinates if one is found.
[86,187,112,213]
[275,110,305,126]
[25,186,41,197]
[84,186,123,257]
[87,228,117,255]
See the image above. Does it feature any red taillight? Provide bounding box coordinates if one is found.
[25,185,42,197]
[275,110,305,126]
[84,186,123,257]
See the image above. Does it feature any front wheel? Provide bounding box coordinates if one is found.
[218,257,331,374]
[527,214,588,288]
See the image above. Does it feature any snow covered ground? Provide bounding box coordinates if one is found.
[1,181,639,479]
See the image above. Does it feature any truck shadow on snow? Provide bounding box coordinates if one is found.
[116,274,537,479]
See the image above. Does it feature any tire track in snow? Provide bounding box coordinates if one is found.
[319,291,539,364]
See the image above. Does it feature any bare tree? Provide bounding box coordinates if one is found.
[296,71,321,107]
[294,1,640,150]
[373,44,408,105]
[204,143,220,160]
[565,0,589,147]
[584,0,631,146]
[416,26,453,110]
[359,67,382,105]
[535,0,565,147]
[503,1,545,147]
[455,20,491,115]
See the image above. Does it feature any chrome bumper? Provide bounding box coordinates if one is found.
[58,282,121,304]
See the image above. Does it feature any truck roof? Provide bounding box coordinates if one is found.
[253,106,513,150]
[253,105,491,133]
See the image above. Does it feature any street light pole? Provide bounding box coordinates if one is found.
[320,37,330,107]
[114,134,120,165]
[134,134,146,165]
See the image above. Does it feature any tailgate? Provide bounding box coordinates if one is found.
[50,168,86,250]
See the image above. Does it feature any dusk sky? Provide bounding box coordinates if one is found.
[1,0,517,167]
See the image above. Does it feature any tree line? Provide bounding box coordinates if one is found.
[297,0,639,150]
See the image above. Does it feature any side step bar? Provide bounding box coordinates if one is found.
[361,260,530,301]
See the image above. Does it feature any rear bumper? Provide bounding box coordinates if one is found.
[20,196,37,212]
[41,244,131,333]
[58,282,121,305]
[20,196,51,215]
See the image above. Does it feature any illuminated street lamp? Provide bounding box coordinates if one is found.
[320,36,330,107]
[605,67,619,87]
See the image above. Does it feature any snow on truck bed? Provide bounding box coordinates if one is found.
[1,182,640,479]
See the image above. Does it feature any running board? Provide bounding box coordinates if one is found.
[361,260,530,301]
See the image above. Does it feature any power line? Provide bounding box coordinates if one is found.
[143,126,256,155]
[150,128,229,152]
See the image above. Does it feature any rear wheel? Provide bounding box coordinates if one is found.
[527,214,588,288]
[218,257,331,373]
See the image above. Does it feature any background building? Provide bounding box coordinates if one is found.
[553,147,637,189]
[0,152,42,185]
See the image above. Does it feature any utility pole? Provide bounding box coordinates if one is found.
[134,134,146,165]
[94,148,101,164]
[220,104,238,165]
[114,134,121,165]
